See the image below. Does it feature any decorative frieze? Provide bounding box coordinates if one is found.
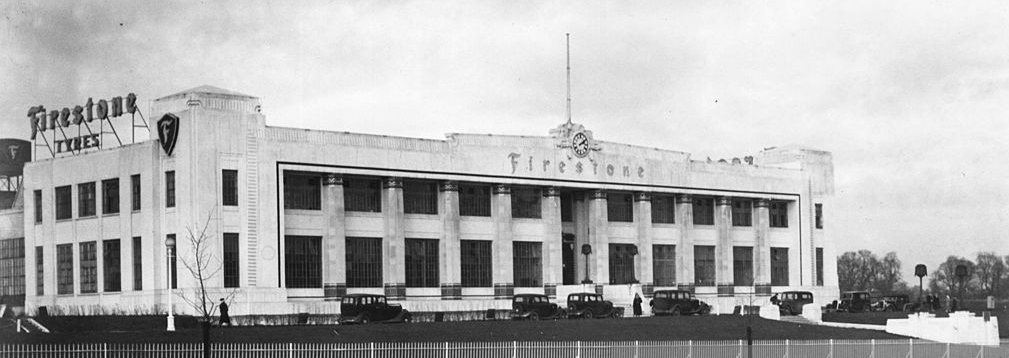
[542,186,561,197]
[438,181,458,192]
[323,173,343,186]
[492,184,511,195]
[675,195,692,204]
[634,192,651,202]
[755,199,770,208]
[717,197,732,206]
[589,189,607,200]
[382,177,403,189]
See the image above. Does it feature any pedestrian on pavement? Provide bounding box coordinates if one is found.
[219,298,232,327]
[632,293,643,316]
[770,293,780,306]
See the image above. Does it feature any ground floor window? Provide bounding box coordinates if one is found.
[405,239,439,287]
[771,247,789,286]
[461,240,492,287]
[285,236,321,288]
[652,245,676,286]
[132,237,142,290]
[513,241,542,287]
[733,246,753,286]
[694,245,715,286]
[816,247,824,286]
[57,244,73,294]
[35,246,44,295]
[0,238,25,298]
[608,244,637,284]
[103,239,121,292]
[79,242,97,293]
[224,233,240,288]
[346,237,382,287]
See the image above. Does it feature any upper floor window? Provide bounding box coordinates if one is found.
[769,201,788,228]
[607,192,633,222]
[222,170,238,206]
[511,186,541,219]
[131,174,141,211]
[283,172,321,210]
[651,195,675,224]
[815,203,823,229]
[692,197,714,225]
[459,184,491,217]
[165,171,175,208]
[102,178,119,214]
[403,180,437,214]
[78,182,96,217]
[344,177,381,212]
[731,199,752,227]
[55,186,72,220]
[33,190,42,223]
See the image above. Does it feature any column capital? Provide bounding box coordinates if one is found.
[633,192,651,202]
[492,184,511,195]
[755,198,770,208]
[542,186,561,197]
[589,189,607,200]
[382,177,403,189]
[716,197,732,206]
[675,194,693,204]
[323,173,343,186]
[438,181,458,192]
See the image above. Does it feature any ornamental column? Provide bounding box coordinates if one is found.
[715,197,733,297]
[634,192,654,295]
[322,174,347,300]
[491,184,514,299]
[754,198,771,295]
[439,181,461,300]
[675,195,695,292]
[541,187,562,298]
[587,189,609,286]
[382,177,406,299]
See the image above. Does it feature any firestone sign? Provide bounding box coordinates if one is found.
[27,93,138,141]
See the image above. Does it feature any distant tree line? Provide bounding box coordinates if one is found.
[837,250,1007,299]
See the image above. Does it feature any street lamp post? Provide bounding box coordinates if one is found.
[914,264,927,312]
[166,236,176,332]
[581,244,593,284]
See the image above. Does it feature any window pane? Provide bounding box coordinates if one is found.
[0,238,25,298]
[55,186,72,220]
[78,182,96,217]
[285,236,321,288]
[102,179,119,214]
[406,239,439,287]
[34,190,42,223]
[461,240,492,287]
[132,237,142,290]
[36,246,44,295]
[511,187,541,219]
[693,245,715,286]
[692,198,714,225]
[815,203,823,229]
[816,247,824,286]
[403,180,437,214]
[222,170,239,206]
[165,171,175,208]
[344,177,381,212]
[131,174,141,211]
[770,202,788,228]
[459,184,490,217]
[731,200,752,227]
[771,247,789,286]
[608,243,636,284]
[732,246,753,286]
[651,195,675,224]
[57,244,73,294]
[346,237,382,287]
[513,242,542,287]
[103,239,120,292]
[224,233,240,288]
[284,172,321,210]
[607,193,633,222]
[652,244,676,286]
[79,241,97,293]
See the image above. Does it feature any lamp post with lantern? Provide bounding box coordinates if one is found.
[581,244,593,284]
[166,235,176,332]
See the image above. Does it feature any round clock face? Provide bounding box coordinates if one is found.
[571,132,589,157]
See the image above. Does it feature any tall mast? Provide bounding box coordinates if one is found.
[566,33,572,125]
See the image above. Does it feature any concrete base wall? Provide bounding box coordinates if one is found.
[885,312,1000,346]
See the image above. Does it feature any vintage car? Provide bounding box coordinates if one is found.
[511,294,566,320]
[837,291,872,313]
[872,294,911,312]
[337,294,412,324]
[649,290,711,316]
[775,291,814,315]
[566,292,623,319]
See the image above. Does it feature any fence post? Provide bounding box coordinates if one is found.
[445,342,449,358]
[371,342,375,358]
[636,340,640,358]
[909,339,913,358]
[575,341,580,358]
[785,339,789,358]
[689,340,693,358]
[870,339,875,358]
[738,339,742,358]
[104,342,108,358]
[15,319,20,333]
[514,341,518,358]
[829,339,834,358]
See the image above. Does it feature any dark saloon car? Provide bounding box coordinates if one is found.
[338,294,412,324]
[566,292,623,319]
[837,291,872,313]
[649,290,711,316]
[511,294,566,320]
[776,291,814,315]
[872,294,911,312]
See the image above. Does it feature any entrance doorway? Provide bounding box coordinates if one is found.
[562,233,576,285]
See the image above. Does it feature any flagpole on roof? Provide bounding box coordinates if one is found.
[566,33,572,125]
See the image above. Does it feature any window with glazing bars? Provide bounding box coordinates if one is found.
[459,184,491,217]
[607,193,633,222]
[815,204,823,229]
[344,177,381,212]
[131,174,141,211]
[79,241,97,293]
[57,244,73,294]
[36,246,43,295]
[771,247,789,286]
[346,237,382,287]
[652,245,676,286]
[651,195,675,224]
[405,239,439,288]
[513,241,542,287]
[692,197,714,225]
[403,180,437,214]
[102,179,119,214]
[816,247,824,286]
[132,237,142,290]
[608,244,637,284]
[224,233,240,288]
[78,182,96,217]
[732,246,753,286]
[510,187,541,219]
[103,239,120,292]
[55,186,72,220]
[731,199,752,227]
[284,236,321,288]
[0,238,24,297]
[460,240,492,287]
[222,170,238,206]
[693,245,715,286]
[283,172,320,210]
[34,190,42,223]
[770,202,788,228]
[165,171,175,208]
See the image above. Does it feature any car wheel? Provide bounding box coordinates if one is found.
[360,314,371,325]
[672,306,681,316]
[402,314,413,323]
[528,312,540,321]
[584,310,594,319]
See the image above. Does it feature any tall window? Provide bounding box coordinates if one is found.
[224,233,240,288]
[731,199,752,227]
[57,244,73,294]
[55,185,72,220]
[651,195,675,224]
[131,174,141,211]
[170,236,177,289]
[343,177,381,212]
[693,245,715,286]
[459,184,490,217]
[346,237,382,287]
[771,247,789,286]
[770,202,788,228]
[692,197,714,225]
[102,179,119,214]
[405,239,439,288]
[165,171,175,208]
[103,239,120,292]
[36,247,44,295]
[0,238,25,298]
[79,241,97,293]
[816,247,824,286]
[608,244,637,284]
[403,180,437,214]
[461,240,492,287]
[78,182,96,217]
[513,242,542,287]
[132,237,142,290]
[283,172,321,210]
[284,236,321,288]
[511,186,541,219]
[732,246,753,286]
[653,245,676,286]
[815,203,823,229]
[560,192,573,222]
[34,190,42,223]
[222,170,238,206]
[607,192,633,222]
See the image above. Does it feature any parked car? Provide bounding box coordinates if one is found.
[872,294,911,312]
[837,291,872,313]
[511,294,566,320]
[566,292,623,319]
[776,291,814,315]
[649,290,711,316]
[338,294,412,324]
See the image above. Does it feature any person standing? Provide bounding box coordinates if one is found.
[770,293,780,306]
[632,293,643,316]
[219,298,232,327]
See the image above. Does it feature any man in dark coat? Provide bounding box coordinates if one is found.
[632,293,643,316]
[219,298,232,327]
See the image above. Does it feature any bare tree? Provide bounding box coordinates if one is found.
[975,252,1004,297]
[176,210,237,358]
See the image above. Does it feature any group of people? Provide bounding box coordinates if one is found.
[923,294,958,313]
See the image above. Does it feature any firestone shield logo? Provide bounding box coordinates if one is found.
[157,113,180,156]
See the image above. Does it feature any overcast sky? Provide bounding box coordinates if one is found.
[2,1,1007,284]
